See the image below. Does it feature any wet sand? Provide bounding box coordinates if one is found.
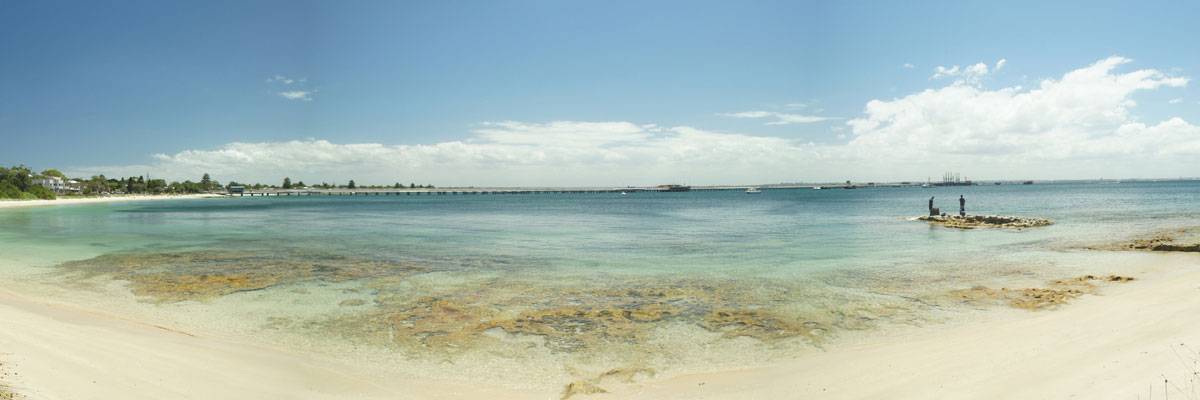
[2,253,1198,399]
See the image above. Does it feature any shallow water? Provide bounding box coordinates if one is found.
[2,182,1199,387]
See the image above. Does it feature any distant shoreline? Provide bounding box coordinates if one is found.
[0,194,226,209]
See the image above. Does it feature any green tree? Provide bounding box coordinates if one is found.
[393,182,401,189]
[40,169,66,179]
[282,177,292,189]
[148,179,167,193]
[348,180,356,189]
[27,184,55,200]
[2,165,33,191]
[201,173,211,187]
[0,182,21,199]
[409,183,416,188]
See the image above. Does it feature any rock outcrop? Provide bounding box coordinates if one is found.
[1091,231,1200,252]
[916,214,1053,230]
[946,274,1135,310]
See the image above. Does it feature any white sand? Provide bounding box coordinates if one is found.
[2,254,1199,399]
[0,290,546,400]
[0,194,225,209]
[601,253,1200,400]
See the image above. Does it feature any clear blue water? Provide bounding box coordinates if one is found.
[2,181,1198,385]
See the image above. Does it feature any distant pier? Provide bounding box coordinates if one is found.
[232,186,773,197]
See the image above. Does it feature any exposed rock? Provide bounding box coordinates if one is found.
[945,274,1134,310]
[916,214,1053,230]
[1094,233,1200,252]
[561,381,607,399]
[560,366,656,399]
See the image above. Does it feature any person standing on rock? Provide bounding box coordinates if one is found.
[959,195,966,216]
[929,196,935,216]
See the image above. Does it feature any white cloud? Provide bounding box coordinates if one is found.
[268,75,314,100]
[278,91,312,101]
[68,57,1200,185]
[267,74,297,84]
[1169,98,1183,104]
[902,63,915,69]
[844,56,1193,178]
[931,60,1001,86]
[720,111,836,125]
[722,111,774,119]
[70,124,824,186]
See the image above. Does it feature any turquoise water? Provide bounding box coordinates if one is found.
[2,182,1199,386]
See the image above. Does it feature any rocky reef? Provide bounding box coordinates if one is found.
[57,250,425,303]
[1092,231,1200,252]
[916,214,1054,230]
[324,278,835,354]
[54,247,1140,395]
[944,275,1134,310]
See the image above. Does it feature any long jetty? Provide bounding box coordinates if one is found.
[233,186,806,197]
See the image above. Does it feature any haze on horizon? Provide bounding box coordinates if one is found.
[2,1,1199,187]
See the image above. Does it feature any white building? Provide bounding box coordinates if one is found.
[32,176,82,194]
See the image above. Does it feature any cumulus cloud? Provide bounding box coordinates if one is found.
[278,90,313,101]
[1169,98,1183,104]
[845,56,1193,178]
[902,63,915,69]
[720,111,836,125]
[67,57,1200,185]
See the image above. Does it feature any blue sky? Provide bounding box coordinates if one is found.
[2,1,1199,185]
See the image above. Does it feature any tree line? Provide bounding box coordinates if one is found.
[0,165,57,200]
[2,166,439,200]
[243,177,437,190]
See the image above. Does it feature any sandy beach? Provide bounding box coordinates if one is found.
[0,194,226,209]
[1,252,1197,399]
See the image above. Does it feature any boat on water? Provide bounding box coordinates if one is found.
[812,186,823,190]
[746,188,761,194]
[921,183,932,188]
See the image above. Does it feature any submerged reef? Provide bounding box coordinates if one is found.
[57,250,839,354]
[330,278,835,354]
[916,215,1054,230]
[53,248,1136,392]
[57,250,425,303]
